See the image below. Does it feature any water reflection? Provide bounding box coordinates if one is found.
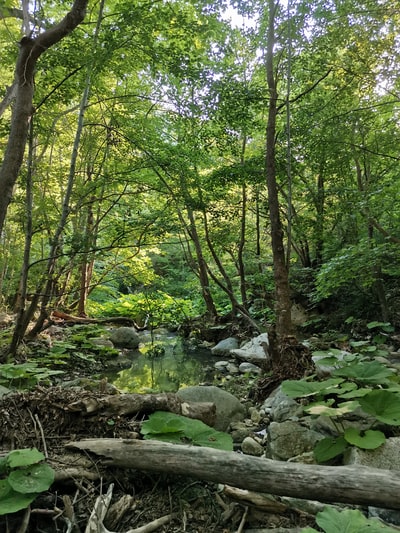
[108,333,216,393]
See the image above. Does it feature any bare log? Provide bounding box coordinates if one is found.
[67,438,400,510]
[67,393,216,427]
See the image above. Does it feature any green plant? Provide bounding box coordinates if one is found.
[0,448,55,515]
[0,362,64,389]
[302,506,398,532]
[141,411,233,451]
[281,348,400,462]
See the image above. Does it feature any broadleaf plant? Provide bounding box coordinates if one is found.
[141,411,233,451]
[0,448,55,515]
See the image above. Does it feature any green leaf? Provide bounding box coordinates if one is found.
[315,506,398,532]
[314,436,348,463]
[0,479,37,515]
[359,390,400,426]
[7,448,45,468]
[281,378,343,399]
[141,411,187,435]
[141,411,233,451]
[333,361,394,384]
[8,463,55,494]
[343,428,386,449]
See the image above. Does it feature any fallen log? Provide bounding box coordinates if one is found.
[67,438,400,510]
[67,392,216,427]
[51,310,142,327]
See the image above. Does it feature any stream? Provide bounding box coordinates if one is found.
[105,330,218,393]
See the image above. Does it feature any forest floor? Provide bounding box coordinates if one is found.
[0,375,319,533]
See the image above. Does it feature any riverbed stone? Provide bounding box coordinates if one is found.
[177,385,245,431]
[230,332,270,363]
[239,362,262,374]
[267,420,324,460]
[262,386,303,422]
[241,436,264,456]
[343,437,400,470]
[109,327,140,349]
[211,337,239,356]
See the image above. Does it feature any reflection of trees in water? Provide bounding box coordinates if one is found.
[110,336,214,393]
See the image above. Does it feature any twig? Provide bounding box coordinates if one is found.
[16,506,31,533]
[85,483,114,533]
[125,513,177,533]
[34,413,48,458]
[236,506,248,533]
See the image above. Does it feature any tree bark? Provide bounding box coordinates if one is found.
[67,438,400,510]
[0,0,88,235]
[265,0,294,339]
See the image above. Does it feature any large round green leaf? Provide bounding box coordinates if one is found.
[7,448,44,468]
[313,436,348,463]
[343,428,386,449]
[8,463,55,494]
[359,390,400,426]
[0,480,37,515]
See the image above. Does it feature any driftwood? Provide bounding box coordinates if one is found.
[68,438,400,510]
[67,392,216,427]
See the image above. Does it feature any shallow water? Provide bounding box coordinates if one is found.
[106,331,217,393]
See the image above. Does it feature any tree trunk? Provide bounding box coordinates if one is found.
[0,0,88,235]
[265,0,294,339]
[67,438,400,510]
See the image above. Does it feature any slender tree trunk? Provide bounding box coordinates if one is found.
[0,0,88,235]
[265,0,294,339]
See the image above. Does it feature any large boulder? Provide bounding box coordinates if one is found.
[177,385,245,431]
[109,327,140,349]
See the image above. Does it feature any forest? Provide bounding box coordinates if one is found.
[1,0,400,532]
[1,0,399,351]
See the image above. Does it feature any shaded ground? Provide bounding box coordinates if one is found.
[0,386,317,533]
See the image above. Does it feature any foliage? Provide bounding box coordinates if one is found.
[89,291,203,328]
[302,506,398,533]
[0,362,64,390]
[281,341,400,462]
[0,448,55,515]
[141,411,233,451]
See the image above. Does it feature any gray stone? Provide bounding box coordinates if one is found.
[211,337,239,356]
[177,385,245,431]
[239,362,262,374]
[368,506,400,526]
[90,337,115,348]
[231,333,270,363]
[230,421,253,443]
[262,386,303,422]
[241,436,264,456]
[343,437,400,470]
[267,420,324,461]
[109,327,139,349]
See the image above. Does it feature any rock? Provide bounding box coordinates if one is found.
[177,385,245,432]
[239,362,262,374]
[91,337,115,348]
[262,386,303,422]
[211,337,239,356]
[230,421,253,443]
[231,333,270,363]
[343,437,400,470]
[109,327,140,349]
[368,506,400,527]
[267,420,324,461]
[241,436,264,456]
